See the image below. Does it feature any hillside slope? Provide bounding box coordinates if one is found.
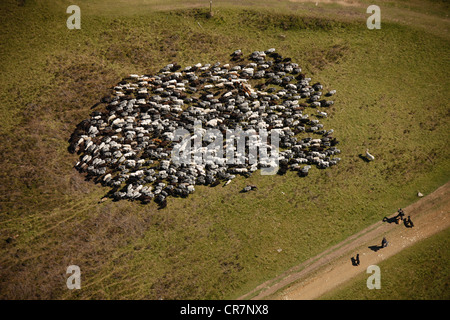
[0,0,448,299]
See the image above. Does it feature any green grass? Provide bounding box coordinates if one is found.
[0,0,449,299]
[319,228,450,300]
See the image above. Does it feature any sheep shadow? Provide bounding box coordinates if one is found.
[358,154,371,163]
[210,180,221,187]
[157,200,167,210]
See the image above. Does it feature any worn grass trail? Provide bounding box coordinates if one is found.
[239,181,450,300]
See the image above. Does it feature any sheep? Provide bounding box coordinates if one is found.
[317,160,330,169]
[71,48,340,206]
[299,165,311,177]
[317,110,328,118]
[365,149,375,161]
[103,173,112,183]
[241,185,257,193]
[322,100,334,107]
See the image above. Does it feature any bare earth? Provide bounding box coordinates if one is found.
[238,181,450,300]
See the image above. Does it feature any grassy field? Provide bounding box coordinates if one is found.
[319,228,450,300]
[0,0,449,299]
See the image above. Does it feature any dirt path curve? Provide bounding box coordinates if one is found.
[238,181,450,300]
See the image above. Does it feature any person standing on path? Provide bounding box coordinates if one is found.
[351,254,360,266]
[381,237,388,248]
[396,208,405,223]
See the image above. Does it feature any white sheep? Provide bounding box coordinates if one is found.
[365,149,375,161]
[317,110,328,118]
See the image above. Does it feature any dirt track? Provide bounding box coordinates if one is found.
[238,181,450,300]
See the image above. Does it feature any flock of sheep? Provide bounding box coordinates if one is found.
[69,49,341,207]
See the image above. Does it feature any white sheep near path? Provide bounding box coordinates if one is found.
[365,149,375,161]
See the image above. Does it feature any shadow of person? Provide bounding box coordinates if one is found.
[382,215,400,224]
[369,245,381,252]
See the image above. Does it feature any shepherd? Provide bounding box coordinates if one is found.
[381,237,388,248]
[404,216,414,228]
[395,208,405,224]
